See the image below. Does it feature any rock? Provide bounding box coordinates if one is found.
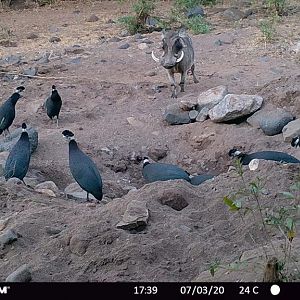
[70,234,89,256]
[86,14,99,22]
[120,30,130,37]
[164,103,191,125]
[65,45,84,54]
[127,117,144,127]
[26,32,39,39]
[134,33,143,40]
[23,177,39,188]
[186,6,205,18]
[35,189,56,197]
[196,107,209,122]
[148,147,168,161]
[6,178,24,187]
[209,94,263,122]
[117,200,149,230]
[0,151,9,176]
[0,229,18,249]
[2,55,21,66]
[45,227,62,236]
[179,96,198,111]
[0,125,38,154]
[49,36,61,43]
[189,110,199,121]
[222,7,245,21]
[140,38,153,44]
[259,109,293,136]
[246,110,264,129]
[23,67,37,77]
[64,182,96,201]
[145,16,158,27]
[5,265,31,282]
[145,70,157,77]
[282,119,300,142]
[34,52,50,64]
[291,41,300,54]
[109,36,122,42]
[118,43,130,49]
[197,85,228,110]
[0,217,11,232]
[138,43,149,50]
[69,57,81,65]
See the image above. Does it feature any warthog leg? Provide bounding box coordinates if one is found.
[179,71,187,93]
[167,70,177,98]
[191,64,199,83]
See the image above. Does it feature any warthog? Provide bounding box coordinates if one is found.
[151,28,199,98]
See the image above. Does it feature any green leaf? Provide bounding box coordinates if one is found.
[224,196,241,211]
[290,182,300,191]
[279,192,295,199]
[285,217,294,231]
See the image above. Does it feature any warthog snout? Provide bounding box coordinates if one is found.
[151,28,199,98]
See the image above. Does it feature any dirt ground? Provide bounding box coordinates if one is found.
[0,0,300,282]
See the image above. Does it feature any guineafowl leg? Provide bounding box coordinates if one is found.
[56,117,59,128]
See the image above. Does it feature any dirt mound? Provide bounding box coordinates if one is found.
[0,161,299,282]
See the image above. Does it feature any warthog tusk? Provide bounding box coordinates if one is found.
[151,51,160,62]
[176,51,184,63]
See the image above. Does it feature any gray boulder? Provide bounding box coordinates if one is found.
[259,109,293,136]
[164,103,191,125]
[209,94,263,122]
[222,7,245,21]
[186,6,205,18]
[6,265,32,282]
[0,125,38,154]
[197,85,228,110]
[282,119,300,142]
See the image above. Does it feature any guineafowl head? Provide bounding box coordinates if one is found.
[291,136,300,148]
[21,123,27,132]
[228,148,242,158]
[62,130,75,141]
[143,157,150,167]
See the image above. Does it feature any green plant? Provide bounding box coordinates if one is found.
[183,15,210,34]
[117,0,156,34]
[266,0,286,16]
[216,158,299,281]
[259,17,277,41]
[118,15,141,35]
[174,0,216,11]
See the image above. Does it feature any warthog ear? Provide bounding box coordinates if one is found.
[178,27,187,48]
[178,27,187,37]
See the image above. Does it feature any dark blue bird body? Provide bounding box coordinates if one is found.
[4,125,31,180]
[68,140,103,201]
[45,88,62,120]
[190,174,214,186]
[239,151,300,165]
[0,93,21,135]
[142,161,191,183]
